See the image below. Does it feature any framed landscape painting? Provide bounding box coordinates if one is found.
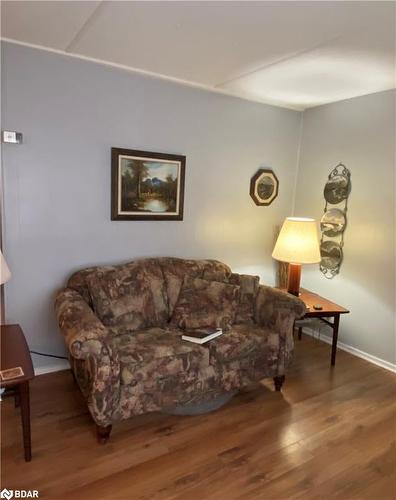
[111,148,186,220]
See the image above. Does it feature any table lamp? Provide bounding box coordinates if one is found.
[272,217,321,296]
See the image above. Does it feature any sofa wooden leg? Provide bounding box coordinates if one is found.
[96,424,112,444]
[274,375,285,392]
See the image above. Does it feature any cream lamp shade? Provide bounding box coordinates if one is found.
[272,217,321,264]
[0,250,11,285]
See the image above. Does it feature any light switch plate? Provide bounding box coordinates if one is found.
[2,130,23,143]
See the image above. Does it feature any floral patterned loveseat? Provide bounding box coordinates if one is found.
[55,257,305,442]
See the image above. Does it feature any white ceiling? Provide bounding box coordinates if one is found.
[2,1,395,110]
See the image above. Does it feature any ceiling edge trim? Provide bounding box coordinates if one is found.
[0,37,302,112]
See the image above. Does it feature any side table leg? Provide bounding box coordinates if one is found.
[273,375,285,391]
[331,314,340,366]
[19,381,32,461]
[298,327,303,340]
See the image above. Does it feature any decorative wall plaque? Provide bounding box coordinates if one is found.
[320,208,346,237]
[320,163,351,278]
[250,169,279,206]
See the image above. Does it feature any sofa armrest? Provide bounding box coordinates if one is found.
[55,288,120,426]
[55,288,112,358]
[255,285,306,330]
[255,285,306,376]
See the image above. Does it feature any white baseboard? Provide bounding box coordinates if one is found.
[34,359,70,376]
[301,328,396,373]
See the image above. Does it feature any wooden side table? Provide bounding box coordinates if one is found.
[295,289,350,366]
[1,324,35,461]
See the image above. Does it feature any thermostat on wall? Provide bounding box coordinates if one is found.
[2,130,23,144]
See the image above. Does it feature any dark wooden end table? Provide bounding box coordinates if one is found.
[294,288,349,366]
[1,324,34,461]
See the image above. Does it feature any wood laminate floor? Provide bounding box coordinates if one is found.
[1,335,396,499]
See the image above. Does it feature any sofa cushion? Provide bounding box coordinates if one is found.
[158,258,231,316]
[86,260,168,329]
[228,273,260,324]
[109,327,210,385]
[202,271,260,325]
[67,258,164,307]
[207,324,280,364]
[170,277,240,330]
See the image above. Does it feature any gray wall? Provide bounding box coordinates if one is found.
[1,42,302,369]
[4,43,394,371]
[294,90,396,365]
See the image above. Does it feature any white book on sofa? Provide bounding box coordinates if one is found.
[182,328,223,344]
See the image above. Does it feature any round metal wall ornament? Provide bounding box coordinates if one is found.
[324,175,351,204]
[320,208,346,237]
[319,163,351,279]
[320,241,343,277]
[250,169,279,206]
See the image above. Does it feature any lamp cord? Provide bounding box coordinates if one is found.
[30,350,68,360]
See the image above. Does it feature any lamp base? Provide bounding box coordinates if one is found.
[287,263,301,296]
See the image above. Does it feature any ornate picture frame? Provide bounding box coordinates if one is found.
[111,148,186,221]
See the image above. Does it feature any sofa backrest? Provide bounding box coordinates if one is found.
[156,257,232,316]
[67,257,232,325]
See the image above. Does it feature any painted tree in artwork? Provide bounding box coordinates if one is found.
[121,168,134,205]
[165,174,175,201]
[130,160,149,199]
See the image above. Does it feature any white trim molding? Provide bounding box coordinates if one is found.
[301,328,396,373]
[0,38,300,111]
[34,359,70,376]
